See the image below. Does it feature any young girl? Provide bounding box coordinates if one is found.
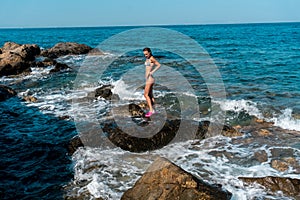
[143,47,161,117]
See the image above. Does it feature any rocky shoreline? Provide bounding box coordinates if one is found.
[1,42,300,199]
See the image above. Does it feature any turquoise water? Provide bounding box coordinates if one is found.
[0,23,300,199]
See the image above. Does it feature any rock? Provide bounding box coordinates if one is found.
[35,57,57,68]
[50,62,70,73]
[41,42,93,58]
[258,128,272,136]
[254,150,268,163]
[1,42,21,52]
[239,176,300,198]
[104,119,180,152]
[0,42,40,76]
[122,157,232,200]
[0,85,17,101]
[67,135,84,155]
[88,48,104,55]
[128,103,145,117]
[197,120,242,138]
[94,85,113,100]
[22,95,38,103]
[271,160,289,172]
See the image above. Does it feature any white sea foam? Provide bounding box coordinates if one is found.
[216,99,264,119]
[272,108,300,131]
[70,136,299,200]
[215,99,300,131]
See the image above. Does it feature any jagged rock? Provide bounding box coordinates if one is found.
[94,85,113,100]
[41,42,93,58]
[121,157,232,200]
[128,103,145,117]
[0,85,17,101]
[50,62,70,73]
[239,176,300,198]
[67,135,84,155]
[67,102,242,154]
[0,42,40,76]
[35,57,57,68]
[254,150,268,163]
[22,95,38,103]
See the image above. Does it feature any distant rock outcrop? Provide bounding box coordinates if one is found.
[41,42,100,58]
[122,157,232,200]
[0,42,40,76]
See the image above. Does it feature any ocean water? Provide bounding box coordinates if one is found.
[0,23,300,199]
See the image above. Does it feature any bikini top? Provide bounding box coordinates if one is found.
[145,59,153,67]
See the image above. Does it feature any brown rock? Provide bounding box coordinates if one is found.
[239,176,300,198]
[41,42,93,58]
[271,160,289,172]
[122,157,232,200]
[254,150,268,163]
[258,128,272,136]
[22,96,38,103]
[1,42,21,52]
[0,42,40,76]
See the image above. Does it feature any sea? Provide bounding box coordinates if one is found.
[0,23,300,200]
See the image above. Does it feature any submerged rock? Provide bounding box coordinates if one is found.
[121,157,232,200]
[0,42,40,76]
[0,85,17,101]
[239,176,300,199]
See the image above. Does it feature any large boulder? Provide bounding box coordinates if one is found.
[0,85,17,101]
[41,42,93,58]
[0,42,40,76]
[239,176,300,199]
[122,157,232,200]
[67,103,241,154]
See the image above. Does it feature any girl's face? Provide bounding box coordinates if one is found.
[143,51,151,59]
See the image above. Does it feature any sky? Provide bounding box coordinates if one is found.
[0,0,300,28]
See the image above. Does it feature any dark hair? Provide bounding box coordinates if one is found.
[143,47,153,56]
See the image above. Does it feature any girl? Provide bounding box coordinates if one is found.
[143,47,161,117]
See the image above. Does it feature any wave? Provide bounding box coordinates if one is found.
[215,99,300,131]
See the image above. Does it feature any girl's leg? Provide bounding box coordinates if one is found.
[149,84,155,105]
[144,83,154,112]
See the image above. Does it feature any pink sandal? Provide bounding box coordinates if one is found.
[145,110,155,117]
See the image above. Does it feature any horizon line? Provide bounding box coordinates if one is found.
[0,20,300,29]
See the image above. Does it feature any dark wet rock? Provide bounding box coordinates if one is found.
[0,42,40,76]
[41,42,93,58]
[88,85,114,100]
[67,135,84,155]
[68,103,242,154]
[269,148,300,172]
[50,62,70,73]
[35,57,57,68]
[254,150,268,163]
[104,119,179,152]
[0,85,17,101]
[95,85,113,100]
[122,157,232,200]
[197,120,242,138]
[239,176,300,199]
